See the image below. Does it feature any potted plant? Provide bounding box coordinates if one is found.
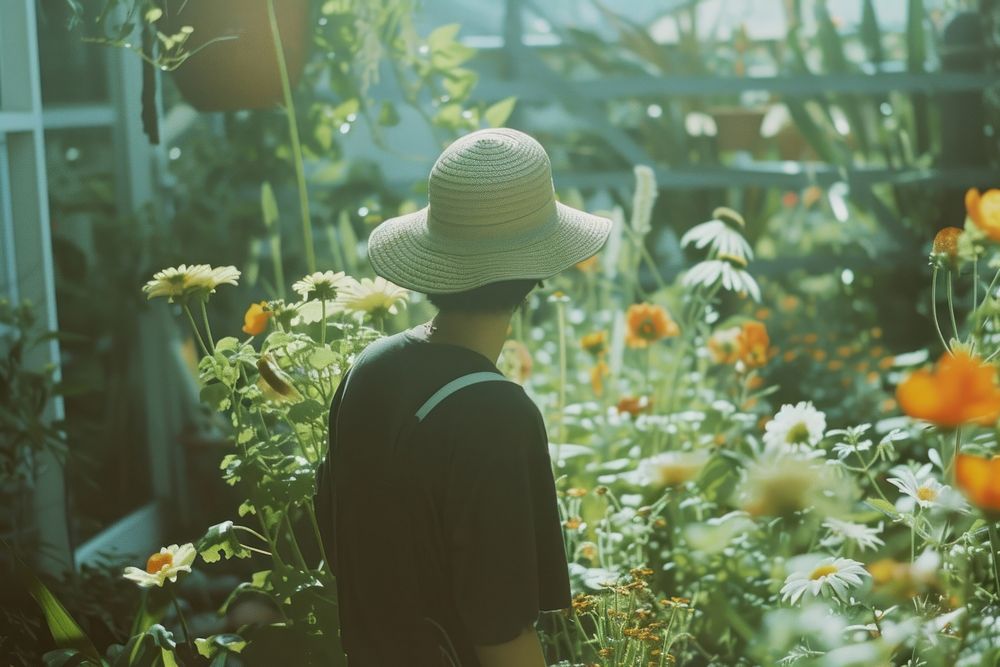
[162,0,310,111]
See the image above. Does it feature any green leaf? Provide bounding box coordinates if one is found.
[307,347,338,370]
[199,521,252,563]
[442,68,477,100]
[484,96,517,128]
[427,23,460,52]
[200,383,231,412]
[287,399,326,423]
[864,497,899,517]
[22,564,101,660]
[261,182,279,229]
[214,337,240,354]
[161,649,179,667]
[196,634,246,659]
[41,650,97,667]
[377,101,400,127]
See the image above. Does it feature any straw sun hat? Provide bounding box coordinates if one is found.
[366,127,613,294]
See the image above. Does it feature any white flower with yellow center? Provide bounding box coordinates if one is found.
[292,271,350,301]
[142,264,213,302]
[336,276,409,320]
[763,401,827,454]
[638,450,710,487]
[122,543,197,588]
[780,556,869,605]
[142,264,240,302]
[887,464,967,512]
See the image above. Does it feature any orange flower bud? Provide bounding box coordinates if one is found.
[242,301,272,336]
[931,227,962,263]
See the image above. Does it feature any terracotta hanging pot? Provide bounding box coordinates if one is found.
[708,106,767,154]
[163,0,310,112]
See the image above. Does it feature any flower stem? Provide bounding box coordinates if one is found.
[947,427,962,482]
[946,271,960,342]
[988,523,1000,598]
[320,299,327,346]
[306,500,334,580]
[930,268,951,354]
[267,0,315,274]
[182,303,210,357]
[199,299,216,353]
[169,590,194,650]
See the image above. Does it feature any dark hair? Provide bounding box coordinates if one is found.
[426,278,541,313]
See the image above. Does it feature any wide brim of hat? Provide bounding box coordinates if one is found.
[366,201,613,294]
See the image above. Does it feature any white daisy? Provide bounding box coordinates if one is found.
[821,518,885,552]
[122,543,197,588]
[763,402,827,454]
[683,257,761,301]
[142,264,213,301]
[780,556,870,605]
[336,276,408,320]
[637,450,710,487]
[832,438,872,460]
[292,270,350,301]
[141,264,240,302]
[680,214,754,262]
[887,464,967,512]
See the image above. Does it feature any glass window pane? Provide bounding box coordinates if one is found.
[45,127,154,543]
[36,0,110,106]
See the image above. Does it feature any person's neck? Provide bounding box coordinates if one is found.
[423,309,512,364]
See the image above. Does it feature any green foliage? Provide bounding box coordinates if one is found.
[0,299,69,486]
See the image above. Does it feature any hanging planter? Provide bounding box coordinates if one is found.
[708,106,767,154]
[163,0,310,112]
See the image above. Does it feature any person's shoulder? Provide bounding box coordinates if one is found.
[441,378,545,441]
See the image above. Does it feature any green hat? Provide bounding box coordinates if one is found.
[367,127,613,294]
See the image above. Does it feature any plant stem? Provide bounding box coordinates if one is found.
[267,0,315,273]
[306,500,334,580]
[199,299,216,353]
[169,590,194,650]
[988,523,1000,599]
[946,271,960,342]
[182,303,210,357]
[930,268,951,354]
[320,299,327,346]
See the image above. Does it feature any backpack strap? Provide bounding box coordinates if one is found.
[414,371,516,422]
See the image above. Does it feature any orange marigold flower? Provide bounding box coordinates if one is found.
[581,331,608,356]
[931,226,963,263]
[967,188,1000,241]
[739,321,770,368]
[955,453,1000,514]
[626,303,679,348]
[708,326,742,364]
[896,350,1000,428]
[617,395,652,417]
[242,301,272,335]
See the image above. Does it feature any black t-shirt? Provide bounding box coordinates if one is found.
[316,324,571,666]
